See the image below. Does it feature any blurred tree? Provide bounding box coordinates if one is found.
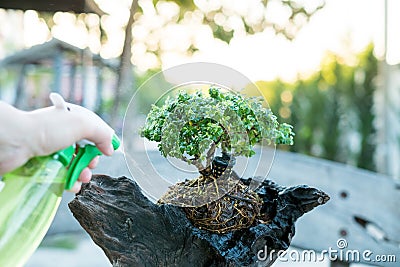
[171,0,325,42]
[260,44,378,171]
[108,0,325,127]
[132,0,325,61]
[29,0,325,127]
[111,0,138,127]
[345,45,377,170]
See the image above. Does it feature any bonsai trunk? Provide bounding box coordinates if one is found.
[206,143,217,166]
[182,156,207,175]
[185,144,234,178]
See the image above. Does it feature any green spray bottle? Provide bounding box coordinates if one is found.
[0,134,120,267]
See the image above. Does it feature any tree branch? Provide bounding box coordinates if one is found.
[111,0,138,127]
[182,156,205,172]
[205,142,216,169]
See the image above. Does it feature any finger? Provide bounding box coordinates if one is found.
[88,156,99,169]
[84,129,114,156]
[64,103,115,156]
[78,167,92,183]
[69,181,82,193]
[95,141,114,156]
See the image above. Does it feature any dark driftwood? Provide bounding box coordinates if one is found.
[69,175,329,267]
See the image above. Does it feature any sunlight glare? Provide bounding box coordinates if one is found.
[24,10,50,47]
[0,0,395,83]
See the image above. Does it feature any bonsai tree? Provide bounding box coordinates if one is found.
[140,87,296,233]
[141,87,294,178]
[68,90,329,267]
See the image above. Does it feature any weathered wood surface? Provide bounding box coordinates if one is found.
[330,260,350,267]
[69,174,328,267]
[269,150,400,266]
[87,149,400,266]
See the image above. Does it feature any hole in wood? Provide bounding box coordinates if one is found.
[339,229,348,237]
[339,191,348,199]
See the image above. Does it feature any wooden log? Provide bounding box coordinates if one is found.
[330,260,350,267]
[68,175,329,267]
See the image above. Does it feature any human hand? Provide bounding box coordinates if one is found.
[69,155,100,193]
[0,93,115,192]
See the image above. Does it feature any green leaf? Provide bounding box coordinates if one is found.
[140,87,295,165]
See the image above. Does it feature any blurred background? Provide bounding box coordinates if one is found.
[0,0,399,266]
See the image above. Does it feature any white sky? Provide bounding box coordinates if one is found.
[176,0,388,82]
[0,0,398,82]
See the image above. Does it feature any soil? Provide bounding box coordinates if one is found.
[159,172,273,234]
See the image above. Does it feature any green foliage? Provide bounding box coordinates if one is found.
[141,87,294,163]
[260,44,378,171]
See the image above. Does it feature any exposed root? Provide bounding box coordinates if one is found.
[183,181,262,234]
[159,171,268,234]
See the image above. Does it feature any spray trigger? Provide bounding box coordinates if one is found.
[62,134,120,190]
